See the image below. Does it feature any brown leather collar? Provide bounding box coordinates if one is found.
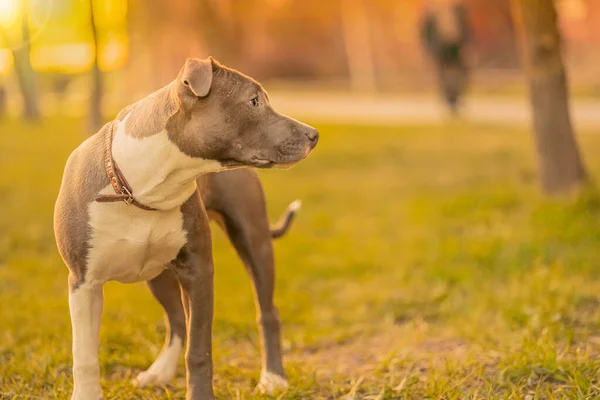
[95,122,157,211]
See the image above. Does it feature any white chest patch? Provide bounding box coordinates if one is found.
[84,114,225,284]
[86,193,187,284]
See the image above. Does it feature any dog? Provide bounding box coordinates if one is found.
[54,57,318,400]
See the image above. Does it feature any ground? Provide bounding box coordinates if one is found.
[2,118,600,399]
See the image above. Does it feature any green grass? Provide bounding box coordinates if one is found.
[2,117,600,399]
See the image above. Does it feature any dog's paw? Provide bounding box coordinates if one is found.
[134,368,174,387]
[134,337,181,387]
[71,385,103,400]
[134,370,159,387]
[256,371,289,395]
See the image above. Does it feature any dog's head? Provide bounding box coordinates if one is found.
[167,57,318,169]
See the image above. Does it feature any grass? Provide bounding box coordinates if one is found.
[2,117,600,399]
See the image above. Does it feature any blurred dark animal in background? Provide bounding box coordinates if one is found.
[420,0,473,114]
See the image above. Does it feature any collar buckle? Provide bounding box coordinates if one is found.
[122,186,134,205]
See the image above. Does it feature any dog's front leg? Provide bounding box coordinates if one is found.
[173,193,215,400]
[172,248,214,400]
[171,192,214,400]
[68,277,104,400]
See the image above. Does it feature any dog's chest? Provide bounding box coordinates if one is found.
[86,199,187,284]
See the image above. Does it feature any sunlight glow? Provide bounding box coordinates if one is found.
[30,39,128,73]
[0,0,20,27]
[31,43,94,74]
[94,0,127,27]
[558,0,587,20]
[99,38,128,71]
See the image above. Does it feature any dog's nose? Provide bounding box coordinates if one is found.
[305,127,319,146]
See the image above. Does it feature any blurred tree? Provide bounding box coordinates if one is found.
[126,0,156,92]
[511,0,587,194]
[0,85,6,117]
[11,2,40,121]
[197,0,241,65]
[340,0,376,91]
[128,0,204,87]
[89,0,103,133]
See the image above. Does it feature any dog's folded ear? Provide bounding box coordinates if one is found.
[180,58,213,98]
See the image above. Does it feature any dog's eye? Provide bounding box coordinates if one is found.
[250,96,259,107]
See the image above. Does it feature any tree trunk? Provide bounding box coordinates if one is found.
[0,86,6,118]
[12,5,40,121]
[89,0,103,133]
[511,0,587,194]
[340,0,377,92]
[197,0,230,59]
[197,0,242,65]
[140,0,205,86]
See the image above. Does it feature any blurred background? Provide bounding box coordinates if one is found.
[0,0,599,124]
[3,0,600,398]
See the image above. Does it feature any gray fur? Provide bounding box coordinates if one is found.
[54,122,113,291]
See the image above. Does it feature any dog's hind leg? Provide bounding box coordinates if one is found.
[135,270,186,387]
[214,207,289,395]
[68,276,104,400]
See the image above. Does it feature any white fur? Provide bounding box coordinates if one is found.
[256,371,289,395]
[86,199,187,284]
[135,335,183,387]
[69,284,103,400]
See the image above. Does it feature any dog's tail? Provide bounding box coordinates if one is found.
[270,200,302,239]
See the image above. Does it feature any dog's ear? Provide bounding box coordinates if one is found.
[180,58,213,98]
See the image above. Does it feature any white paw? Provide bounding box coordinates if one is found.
[135,369,170,387]
[134,336,182,387]
[71,385,102,400]
[256,371,289,395]
[134,357,178,387]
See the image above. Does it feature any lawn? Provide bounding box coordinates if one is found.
[2,117,600,399]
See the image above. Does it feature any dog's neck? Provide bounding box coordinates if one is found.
[110,91,223,210]
[116,82,178,140]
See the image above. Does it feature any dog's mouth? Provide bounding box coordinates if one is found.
[251,156,305,169]
[251,159,277,169]
[220,158,277,169]
[221,148,312,170]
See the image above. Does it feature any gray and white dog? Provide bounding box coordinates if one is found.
[54,57,318,400]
